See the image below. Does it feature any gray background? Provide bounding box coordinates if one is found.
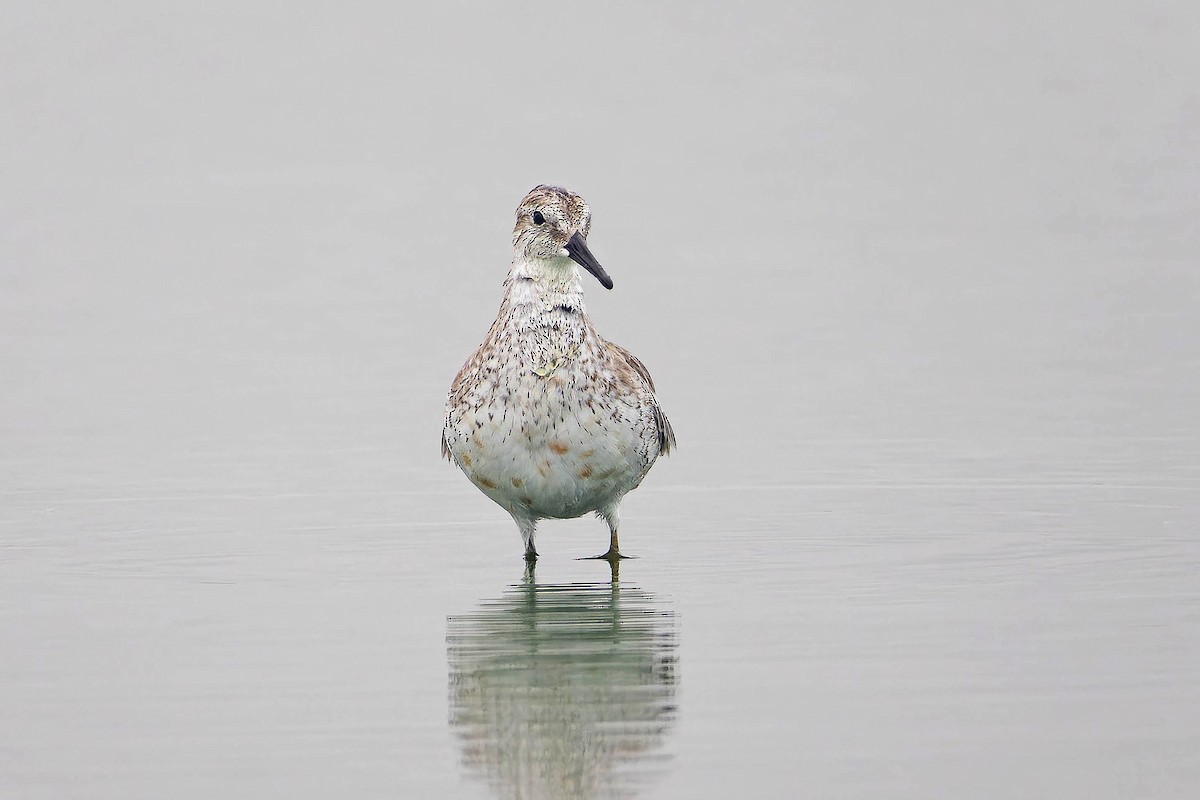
[2,2,1198,798]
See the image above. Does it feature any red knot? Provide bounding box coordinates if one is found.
[443,185,674,562]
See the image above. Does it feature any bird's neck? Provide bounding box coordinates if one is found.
[505,255,587,313]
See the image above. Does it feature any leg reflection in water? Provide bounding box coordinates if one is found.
[447,563,679,799]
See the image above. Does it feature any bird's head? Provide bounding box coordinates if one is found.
[512,185,612,290]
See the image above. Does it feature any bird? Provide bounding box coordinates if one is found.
[442,185,674,562]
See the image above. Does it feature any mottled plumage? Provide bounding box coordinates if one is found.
[443,185,674,561]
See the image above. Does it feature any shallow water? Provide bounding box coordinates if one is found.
[3,3,1199,799]
[448,577,678,798]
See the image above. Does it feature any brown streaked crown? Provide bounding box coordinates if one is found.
[512,185,593,261]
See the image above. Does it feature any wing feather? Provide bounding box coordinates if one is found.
[604,340,676,456]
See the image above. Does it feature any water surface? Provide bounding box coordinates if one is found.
[2,3,1198,798]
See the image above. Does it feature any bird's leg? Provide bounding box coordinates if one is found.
[516,516,538,562]
[586,508,630,561]
[602,527,625,561]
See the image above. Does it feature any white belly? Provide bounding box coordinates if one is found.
[447,372,652,520]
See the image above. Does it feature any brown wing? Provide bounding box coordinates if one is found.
[442,349,480,463]
[605,341,656,391]
[442,304,510,463]
[441,370,461,462]
[604,340,676,456]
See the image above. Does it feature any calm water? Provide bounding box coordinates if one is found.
[3,3,1199,798]
[448,576,678,798]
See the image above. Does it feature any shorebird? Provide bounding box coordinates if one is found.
[442,185,674,562]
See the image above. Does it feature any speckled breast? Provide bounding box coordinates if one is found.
[445,331,654,520]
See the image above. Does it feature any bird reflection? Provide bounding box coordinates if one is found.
[447,564,679,800]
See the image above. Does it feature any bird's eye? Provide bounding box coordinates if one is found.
[532,210,545,225]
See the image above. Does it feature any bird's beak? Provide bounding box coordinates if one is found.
[564,231,613,290]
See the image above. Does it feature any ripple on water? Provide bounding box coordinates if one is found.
[447,575,679,799]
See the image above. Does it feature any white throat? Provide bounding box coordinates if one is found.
[507,255,587,311]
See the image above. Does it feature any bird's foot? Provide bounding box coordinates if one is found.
[580,548,632,562]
